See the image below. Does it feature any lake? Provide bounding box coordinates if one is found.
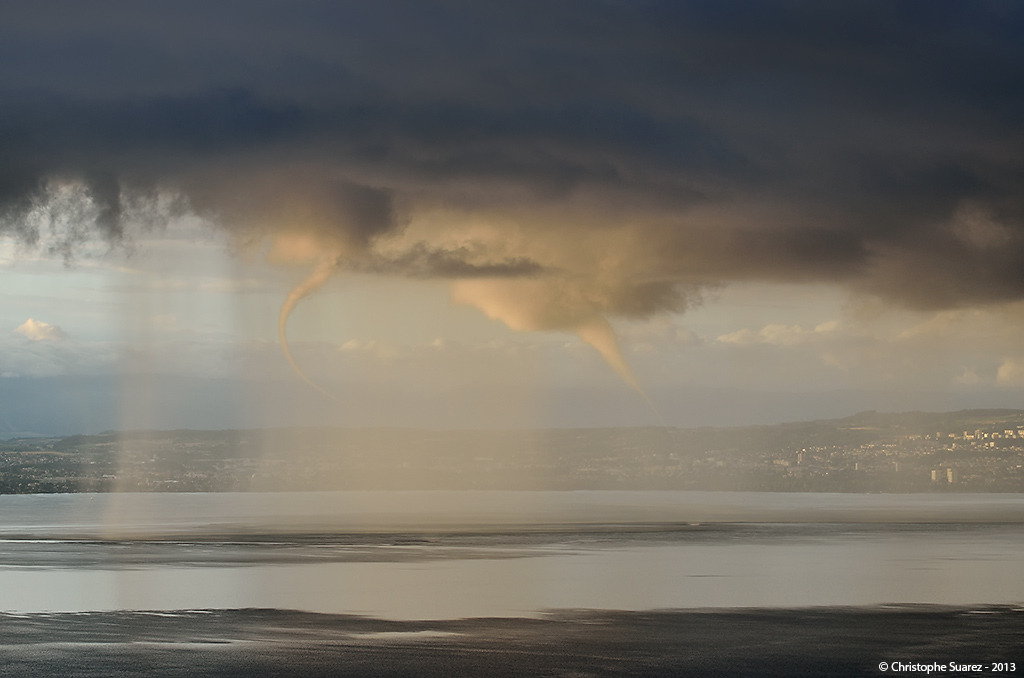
[1,491,1022,619]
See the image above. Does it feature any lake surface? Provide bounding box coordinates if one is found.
[1,491,1022,620]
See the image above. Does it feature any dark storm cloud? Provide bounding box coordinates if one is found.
[2,0,1024,310]
[351,243,547,280]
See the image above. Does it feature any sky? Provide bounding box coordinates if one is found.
[2,0,1024,434]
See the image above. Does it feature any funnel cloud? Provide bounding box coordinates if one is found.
[278,257,341,399]
[2,1,1024,393]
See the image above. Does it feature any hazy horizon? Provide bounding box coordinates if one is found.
[6,374,1024,437]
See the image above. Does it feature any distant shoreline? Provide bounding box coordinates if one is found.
[3,408,1024,494]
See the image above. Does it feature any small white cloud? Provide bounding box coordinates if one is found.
[717,324,805,346]
[717,321,842,347]
[997,359,1024,386]
[715,328,758,345]
[14,318,68,342]
[758,324,807,346]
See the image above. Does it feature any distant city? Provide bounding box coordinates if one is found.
[1,409,1023,493]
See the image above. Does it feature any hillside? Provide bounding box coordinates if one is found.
[2,409,1023,493]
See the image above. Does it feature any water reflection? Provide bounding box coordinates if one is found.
[2,524,1023,619]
